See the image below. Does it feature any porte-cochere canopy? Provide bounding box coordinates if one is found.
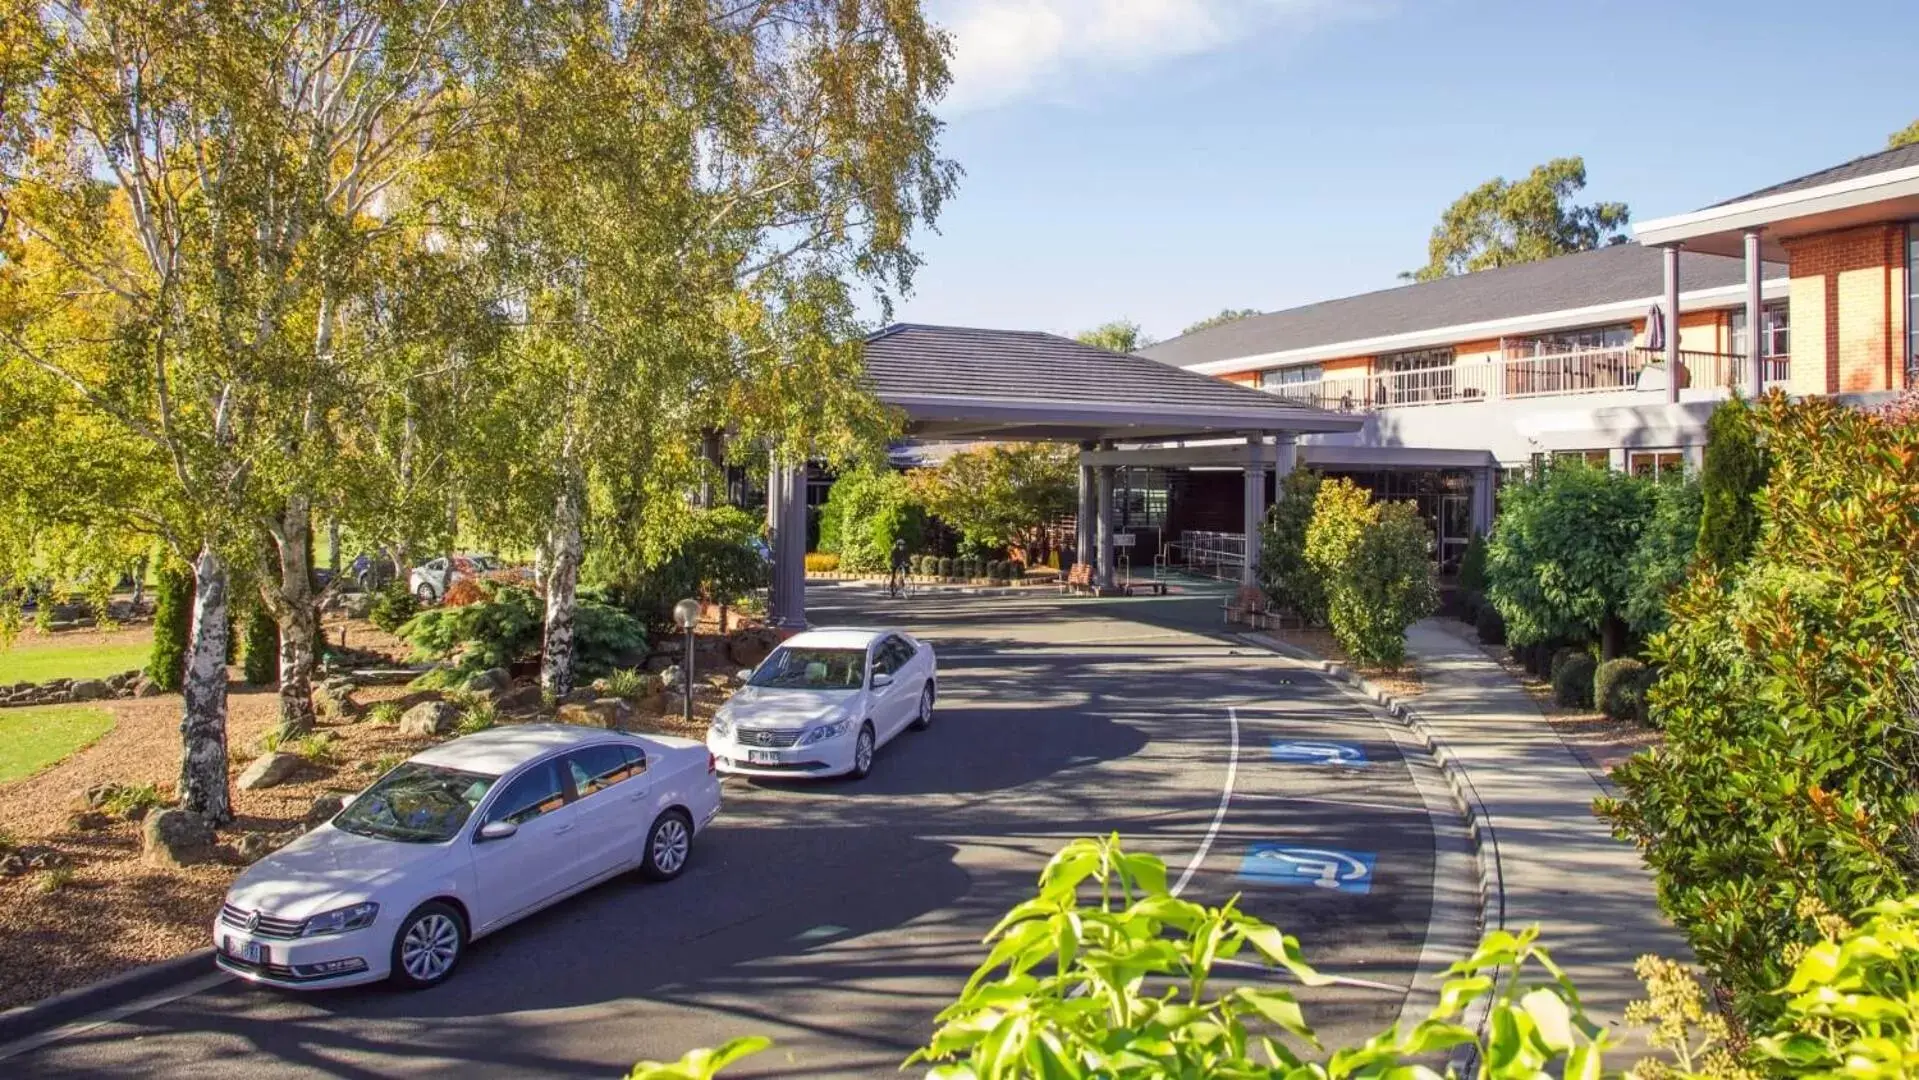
[763,324,1361,628]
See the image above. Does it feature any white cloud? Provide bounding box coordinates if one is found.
[933,0,1375,113]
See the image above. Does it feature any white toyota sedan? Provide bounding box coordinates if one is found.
[708,628,937,780]
[214,724,721,991]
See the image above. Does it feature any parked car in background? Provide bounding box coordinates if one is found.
[707,628,937,781]
[214,725,721,991]
[408,554,501,603]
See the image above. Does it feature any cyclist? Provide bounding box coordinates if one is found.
[888,539,910,598]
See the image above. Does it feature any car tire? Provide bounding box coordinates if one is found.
[415,583,437,603]
[846,722,876,780]
[910,684,934,731]
[389,901,466,990]
[640,809,694,882]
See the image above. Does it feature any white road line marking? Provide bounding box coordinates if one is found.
[0,971,231,1063]
[1172,705,1240,898]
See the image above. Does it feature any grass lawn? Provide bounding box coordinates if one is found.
[0,705,115,784]
[0,643,150,685]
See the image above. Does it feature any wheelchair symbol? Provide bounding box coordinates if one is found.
[1268,740,1369,766]
[1238,845,1376,893]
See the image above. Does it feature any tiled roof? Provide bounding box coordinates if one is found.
[1138,242,1784,370]
[1709,142,1919,207]
[863,323,1325,413]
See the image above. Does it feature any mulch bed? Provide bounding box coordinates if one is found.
[1465,624,1661,784]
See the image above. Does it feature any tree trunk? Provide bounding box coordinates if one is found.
[178,545,232,824]
[270,500,321,736]
[1601,614,1628,661]
[328,518,341,576]
[541,477,584,697]
[129,555,147,611]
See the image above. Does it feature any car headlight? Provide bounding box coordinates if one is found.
[802,719,851,744]
[710,711,733,737]
[299,901,380,937]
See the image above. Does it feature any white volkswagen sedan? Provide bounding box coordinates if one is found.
[708,628,937,780]
[214,724,721,991]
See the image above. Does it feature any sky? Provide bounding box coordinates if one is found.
[886,0,1919,344]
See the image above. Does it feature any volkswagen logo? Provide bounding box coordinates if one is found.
[244,910,261,932]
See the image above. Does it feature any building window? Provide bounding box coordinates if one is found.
[1376,347,1455,405]
[1628,449,1685,479]
[1116,468,1167,530]
[1908,224,1919,385]
[1258,364,1321,389]
[1728,302,1789,358]
[1513,324,1634,355]
[1550,449,1611,468]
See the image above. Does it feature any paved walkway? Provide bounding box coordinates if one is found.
[1401,619,1689,1051]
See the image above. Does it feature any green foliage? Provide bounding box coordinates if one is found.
[1486,462,1655,652]
[1180,308,1260,337]
[819,467,924,574]
[605,668,649,700]
[1409,156,1629,281]
[1549,646,1587,684]
[1594,658,1646,722]
[908,444,1075,560]
[146,562,192,693]
[96,782,164,819]
[938,556,955,578]
[367,584,420,636]
[626,1037,773,1080]
[400,580,642,681]
[367,701,404,727]
[293,731,338,764]
[1458,531,1489,593]
[1749,895,1919,1076]
[1625,476,1704,636]
[455,700,497,735]
[1303,479,1435,667]
[1552,652,1597,709]
[1257,470,1325,625]
[1329,502,1437,668]
[241,604,279,686]
[1889,118,1919,149]
[599,507,769,632]
[1599,395,1919,1024]
[1074,320,1154,353]
[36,866,75,894]
[1696,397,1770,573]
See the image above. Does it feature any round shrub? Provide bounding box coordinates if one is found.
[1525,643,1556,679]
[917,554,936,576]
[938,557,955,578]
[1594,658,1646,721]
[1621,664,1661,727]
[1549,646,1586,684]
[1474,602,1506,645]
[1552,652,1598,709]
[367,583,419,634]
[984,559,1000,579]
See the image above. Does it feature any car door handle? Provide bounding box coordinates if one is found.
[552,822,575,835]
[626,788,649,802]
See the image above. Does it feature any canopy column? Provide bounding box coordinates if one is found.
[765,458,808,630]
[1095,441,1116,591]
[1242,436,1268,588]
[1076,441,1096,570]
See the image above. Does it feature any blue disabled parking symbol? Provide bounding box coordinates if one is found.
[1268,739,1368,766]
[1238,844,1376,894]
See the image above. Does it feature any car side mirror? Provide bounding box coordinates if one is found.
[477,820,518,842]
[736,668,754,684]
[871,672,894,688]
[339,792,357,808]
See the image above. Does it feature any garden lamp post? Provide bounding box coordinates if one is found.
[674,598,701,725]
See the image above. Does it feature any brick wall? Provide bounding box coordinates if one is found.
[1783,224,1907,394]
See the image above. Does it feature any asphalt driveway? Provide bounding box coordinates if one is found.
[9,584,1453,1078]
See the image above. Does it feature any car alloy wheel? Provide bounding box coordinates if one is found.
[910,685,934,731]
[391,901,465,989]
[415,583,436,603]
[642,810,692,881]
[849,723,876,780]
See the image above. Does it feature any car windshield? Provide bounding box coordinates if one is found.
[332,762,496,844]
[748,646,866,690]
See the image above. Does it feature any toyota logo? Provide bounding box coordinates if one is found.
[244,910,261,932]
[753,731,776,746]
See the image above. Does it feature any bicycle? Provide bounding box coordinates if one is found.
[885,567,912,600]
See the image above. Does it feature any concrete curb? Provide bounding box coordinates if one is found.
[0,947,216,1048]
[1241,633,1502,1076]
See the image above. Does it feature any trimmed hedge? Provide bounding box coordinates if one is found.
[1552,652,1598,708]
[1619,664,1660,727]
[1594,657,1646,721]
[1474,602,1505,645]
[146,561,192,692]
[1549,646,1586,683]
[241,604,279,686]
[938,557,955,578]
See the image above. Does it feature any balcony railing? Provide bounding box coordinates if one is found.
[1264,347,1789,413]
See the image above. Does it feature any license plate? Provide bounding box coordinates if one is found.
[746,750,781,765]
[226,936,267,964]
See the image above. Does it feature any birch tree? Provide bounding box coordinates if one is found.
[0,0,538,817]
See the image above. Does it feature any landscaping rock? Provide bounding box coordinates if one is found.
[315,678,359,719]
[69,811,110,832]
[305,795,346,826]
[234,832,275,863]
[659,664,684,690]
[67,679,112,702]
[0,853,25,877]
[238,752,303,791]
[464,668,511,696]
[727,628,780,669]
[398,700,459,737]
[556,697,636,730]
[142,809,215,869]
[339,592,375,618]
[497,684,546,714]
[75,782,116,812]
[26,850,66,871]
[661,692,689,719]
[561,687,598,705]
[644,654,677,675]
[133,676,164,698]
